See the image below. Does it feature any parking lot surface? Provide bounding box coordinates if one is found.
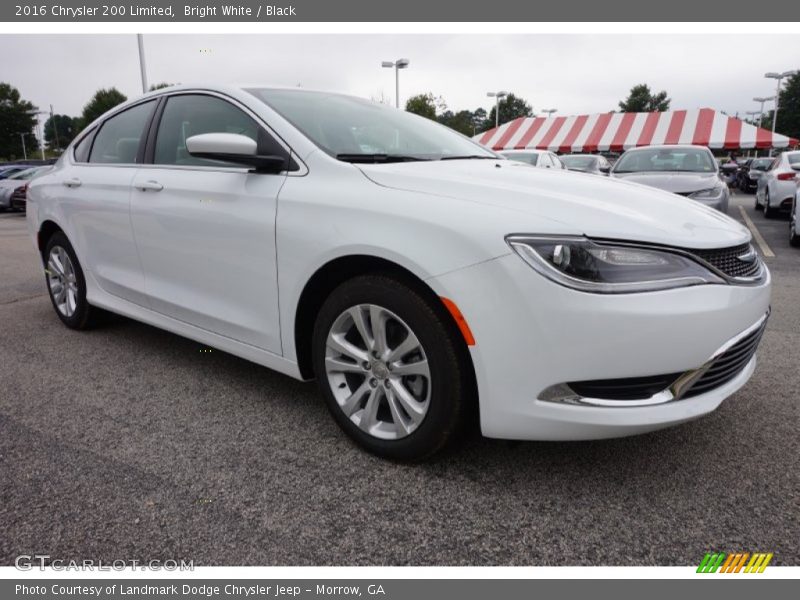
[1,192,798,566]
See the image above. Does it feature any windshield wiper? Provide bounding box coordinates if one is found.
[336,153,429,164]
[439,155,498,161]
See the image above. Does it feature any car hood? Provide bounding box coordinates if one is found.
[357,160,749,250]
[609,171,721,194]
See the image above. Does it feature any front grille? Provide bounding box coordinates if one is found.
[568,373,682,401]
[689,243,761,279]
[682,318,767,398]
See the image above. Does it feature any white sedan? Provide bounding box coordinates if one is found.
[27,85,770,459]
[755,151,800,217]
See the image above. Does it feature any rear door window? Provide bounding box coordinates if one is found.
[89,100,156,164]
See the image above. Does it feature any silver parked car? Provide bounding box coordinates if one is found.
[755,151,800,218]
[561,154,612,175]
[610,145,729,213]
[499,149,567,170]
[0,166,47,211]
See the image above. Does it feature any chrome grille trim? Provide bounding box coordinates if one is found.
[538,312,769,407]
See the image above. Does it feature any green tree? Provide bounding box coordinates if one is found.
[0,82,39,160]
[618,83,671,112]
[405,93,444,120]
[44,114,79,150]
[438,109,481,136]
[487,93,533,128]
[149,82,175,91]
[774,72,800,141]
[79,87,127,130]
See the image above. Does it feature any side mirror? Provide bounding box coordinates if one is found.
[599,165,611,174]
[186,133,286,173]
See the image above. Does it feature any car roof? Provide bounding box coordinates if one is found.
[621,144,710,152]
[499,149,544,155]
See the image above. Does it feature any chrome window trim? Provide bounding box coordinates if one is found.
[67,89,308,177]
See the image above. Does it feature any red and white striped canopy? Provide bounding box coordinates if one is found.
[475,108,799,153]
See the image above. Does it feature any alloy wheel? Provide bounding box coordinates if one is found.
[47,246,78,317]
[324,304,431,440]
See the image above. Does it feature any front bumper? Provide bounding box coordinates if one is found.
[427,253,771,441]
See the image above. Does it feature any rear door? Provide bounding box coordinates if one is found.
[129,92,290,353]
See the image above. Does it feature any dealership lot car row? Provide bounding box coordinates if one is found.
[23,85,781,459]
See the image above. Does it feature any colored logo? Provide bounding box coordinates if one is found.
[697,552,773,573]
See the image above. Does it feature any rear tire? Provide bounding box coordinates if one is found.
[311,274,474,461]
[790,201,800,248]
[44,232,98,330]
[763,190,777,218]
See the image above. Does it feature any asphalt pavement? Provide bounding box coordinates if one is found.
[1,191,798,566]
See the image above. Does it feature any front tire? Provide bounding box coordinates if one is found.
[44,232,98,330]
[311,274,473,460]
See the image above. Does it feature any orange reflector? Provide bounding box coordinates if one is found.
[440,297,476,346]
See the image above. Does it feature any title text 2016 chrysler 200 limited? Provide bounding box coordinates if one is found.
[27,86,771,459]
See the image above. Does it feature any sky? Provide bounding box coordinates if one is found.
[2,34,799,123]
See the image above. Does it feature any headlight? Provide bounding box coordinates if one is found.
[689,185,724,200]
[506,235,725,293]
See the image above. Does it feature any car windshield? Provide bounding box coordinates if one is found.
[614,148,716,173]
[501,152,538,165]
[788,153,800,169]
[561,156,596,170]
[751,158,772,169]
[248,88,496,163]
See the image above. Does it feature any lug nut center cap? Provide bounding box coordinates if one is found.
[371,362,389,380]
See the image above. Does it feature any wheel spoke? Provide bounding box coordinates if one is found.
[348,306,374,350]
[341,379,370,417]
[385,388,412,437]
[48,255,64,278]
[66,287,76,316]
[358,387,382,433]
[390,358,429,377]
[388,378,426,422]
[369,305,388,356]
[327,333,369,363]
[325,355,365,374]
[387,331,423,363]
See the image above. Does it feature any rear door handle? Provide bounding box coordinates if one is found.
[134,180,164,192]
[62,177,82,188]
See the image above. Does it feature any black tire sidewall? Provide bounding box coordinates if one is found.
[311,275,468,461]
[44,232,92,329]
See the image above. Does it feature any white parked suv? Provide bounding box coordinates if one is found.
[26,85,771,459]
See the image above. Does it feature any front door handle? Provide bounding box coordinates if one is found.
[134,180,164,192]
[62,177,82,188]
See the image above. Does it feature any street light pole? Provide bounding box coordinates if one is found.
[753,95,775,129]
[542,108,558,117]
[27,109,48,161]
[19,134,27,161]
[765,70,798,135]
[137,33,149,93]
[486,91,508,128]
[381,58,410,108]
[746,111,761,156]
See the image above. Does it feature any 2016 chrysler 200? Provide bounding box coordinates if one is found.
[27,86,771,460]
